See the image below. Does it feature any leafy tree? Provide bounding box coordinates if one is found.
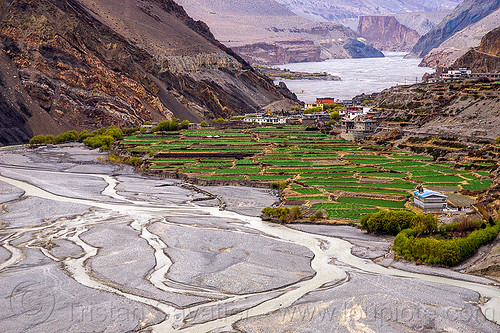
[83,135,115,150]
[200,121,209,127]
[154,120,171,132]
[180,120,190,129]
[213,118,226,124]
[288,206,302,221]
[304,106,323,114]
[103,126,123,140]
[169,118,180,131]
[330,111,340,120]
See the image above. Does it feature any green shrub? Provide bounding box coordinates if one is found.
[261,206,302,223]
[44,135,55,144]
[91,128,107,136]
[200,121,209,127]
[125,156,143,166]
[30,135,47,145]
[55,130,79,143]
[180,120,190,129]
[271,181,288,190]
[79,130,91,141]
[83,135,115,150]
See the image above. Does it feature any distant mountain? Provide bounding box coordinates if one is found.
[176,0,385,65]
[0,0,298,145]
[453,26,500,72]
[274,0,462,29]
[420,8,500,67]
[411,0,500,58]
[358,16,420,52]
[392,11,451,36]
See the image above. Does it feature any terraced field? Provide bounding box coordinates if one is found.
[118,126,495,221]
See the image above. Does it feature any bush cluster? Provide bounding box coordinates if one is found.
[82,126,123,150]
[271,181,288,190]
[107,154,143,167]
[29,126,123,150]
[261,206,302,223]
[359,210,416,235]
[393,221,500,266]
[153,118,190,132]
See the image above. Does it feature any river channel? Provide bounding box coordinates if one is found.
[0,144,498,332]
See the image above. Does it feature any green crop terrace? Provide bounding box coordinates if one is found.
[118,126,495,221]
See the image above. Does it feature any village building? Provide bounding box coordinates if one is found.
[305,102,323,109]
[413,188,448,211]
[243,116,287,125]
[340,115,379,141]
[316,97,336,105]
[302,112,330,125]
[188,123,201,130]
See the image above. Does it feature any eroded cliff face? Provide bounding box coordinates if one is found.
[232,40,321,66]
[419,8,500,68]
[411,0,500,58]
[0,0,298,144]
[453,26,500,73]
[358,16,420,52]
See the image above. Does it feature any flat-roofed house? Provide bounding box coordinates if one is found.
[413,188,448,211]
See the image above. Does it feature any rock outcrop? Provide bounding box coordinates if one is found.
[343,39,384,59]
[0,0,299,145]
[453,26,500,73]
[358,16,420,52]
[411,0,500,58]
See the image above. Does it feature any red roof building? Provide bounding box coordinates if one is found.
[316,98,336,105]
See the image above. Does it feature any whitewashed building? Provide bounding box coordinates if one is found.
[413,188,448,211]
[243,116,287,125]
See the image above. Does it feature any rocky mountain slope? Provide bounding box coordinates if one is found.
[374,80,500,139]
[175,0,384,65]
[0,0,298,145]
[453,26,500,72]
[274,0,462,29]
[411,0,500,58]
[420,8,500,67]
[358,16,420,52]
